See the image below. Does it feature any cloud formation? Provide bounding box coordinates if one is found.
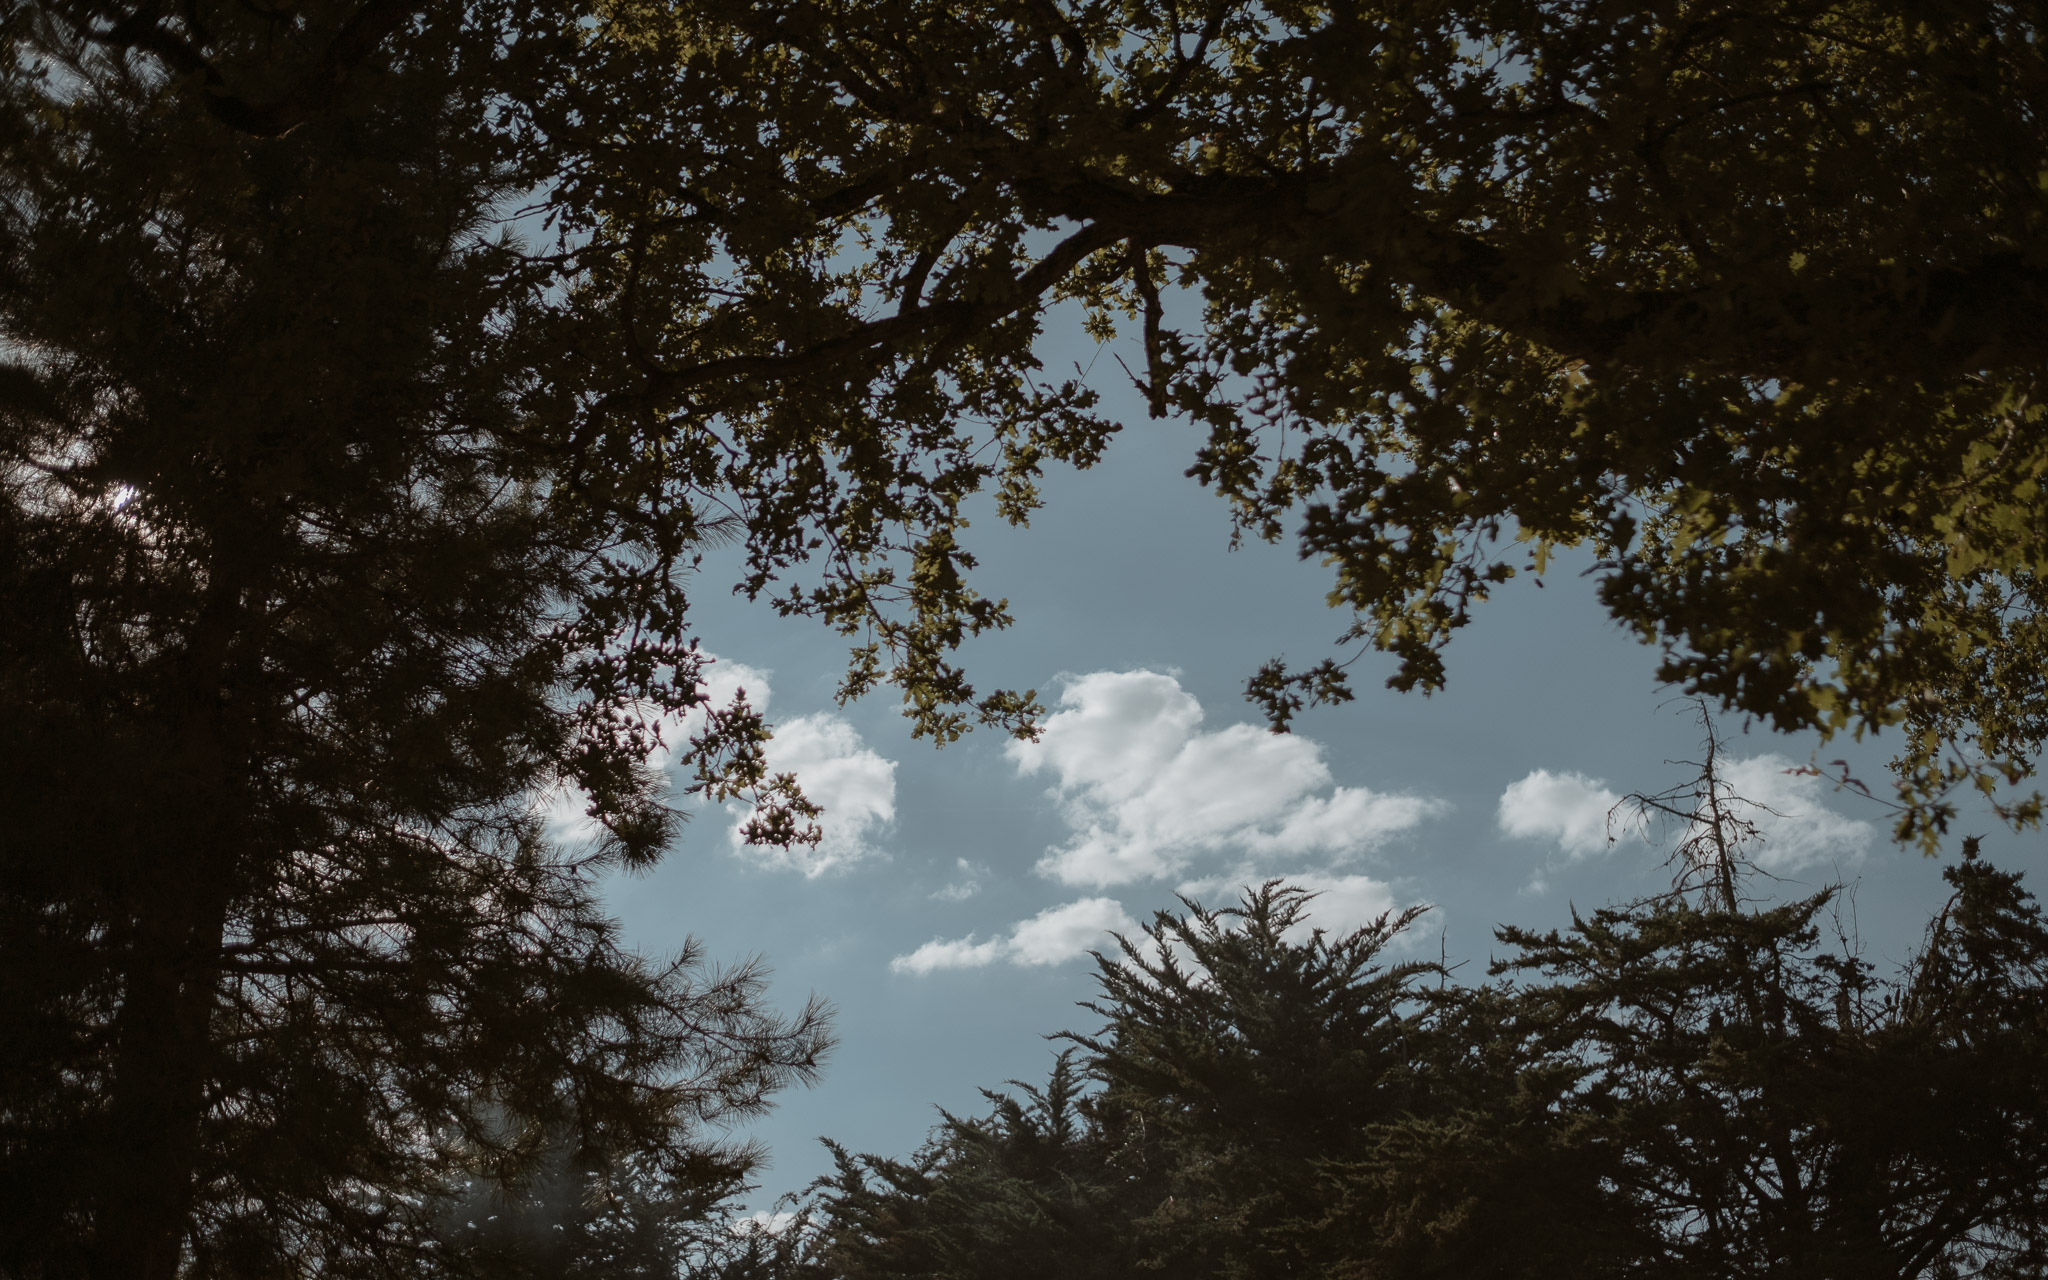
[545,654,897,875]
[727,711,897,876]
[1497,755,1876,875]
[1497,769,1624,859]
[891,897,1138,975]
[1007,671,1442,887]
[1711,754,1877,872]
[931,858,985,902]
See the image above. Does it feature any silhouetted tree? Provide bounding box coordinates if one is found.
[796,1051,1144,1280]
[781,888,1437,1280]
[1323,739,2048,1280]
[1071,888,1437,1279]
[562,0,2048,838]
[0,2,825,1276]
[783,784,2048,1280]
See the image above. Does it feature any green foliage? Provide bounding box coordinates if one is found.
[551,0,2048,839]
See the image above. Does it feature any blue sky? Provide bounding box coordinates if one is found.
[594,345,2016,1213]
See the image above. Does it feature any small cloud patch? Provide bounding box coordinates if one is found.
[891,898,1138,975]
[931,858,986,902]
[1498,756,1876,876]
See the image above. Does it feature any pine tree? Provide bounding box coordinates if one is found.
[1068,885,1437,1279]
[1339,741,2048,1280]
[0,3,824,1276]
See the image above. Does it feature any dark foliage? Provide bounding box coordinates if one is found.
[0,2,827,1276]
[781,843,2048,1280]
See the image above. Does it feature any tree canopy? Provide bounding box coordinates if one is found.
[550,0,2048,840]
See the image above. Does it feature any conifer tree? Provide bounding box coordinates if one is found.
[1330,737,2048,1280]
[796,1051,1143,1280]
[780,781,2048,1280]
[1069,887,1437,1279]
[782,888,1439,1280]
[0,3,825,1276]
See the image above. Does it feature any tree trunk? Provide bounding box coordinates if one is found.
[88,885,230,1280]
[86,557,253,1280]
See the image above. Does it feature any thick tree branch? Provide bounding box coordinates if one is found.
[91,0,420,136]
[1023,164,2048,381]
[638,219,1123,396]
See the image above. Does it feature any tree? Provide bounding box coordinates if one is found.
[0,2,827,1276]
[14,0,2048,1270]
[793,1051,1146,1280]
[777,887,1439,1280]
[776,827,2048,1279]
[1456,850,2048,1280]
[1069,886,1436,1279]
[551,0,2048,839]
[1324,741,2048,1280]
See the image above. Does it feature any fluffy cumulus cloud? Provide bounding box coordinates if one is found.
[891,897,1138,975]
[1006,671,1443,888]
[1497,769,1625,859]
[725,711,897,877]
[1498,755,1875,875]
[544,654,897,876]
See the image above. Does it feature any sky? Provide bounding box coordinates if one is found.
[593,327,2028,1214]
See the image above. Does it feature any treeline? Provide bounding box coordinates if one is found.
[725,851,2048,1280]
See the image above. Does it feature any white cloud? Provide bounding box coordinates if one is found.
[620,653,899,876]
[889,935,1006,974]
[1497,756,1876,876]
[537,655,899,876]
[891,897,1138,974]
[1710,754,1876,873]
[730,1210,796,1237]
[1498,769,1623,859]
[931,858,985,902]
[728,713,897,877]
[1009,897,1137,964]
[1285,871,1405,935]
[1007,671,1443,888]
